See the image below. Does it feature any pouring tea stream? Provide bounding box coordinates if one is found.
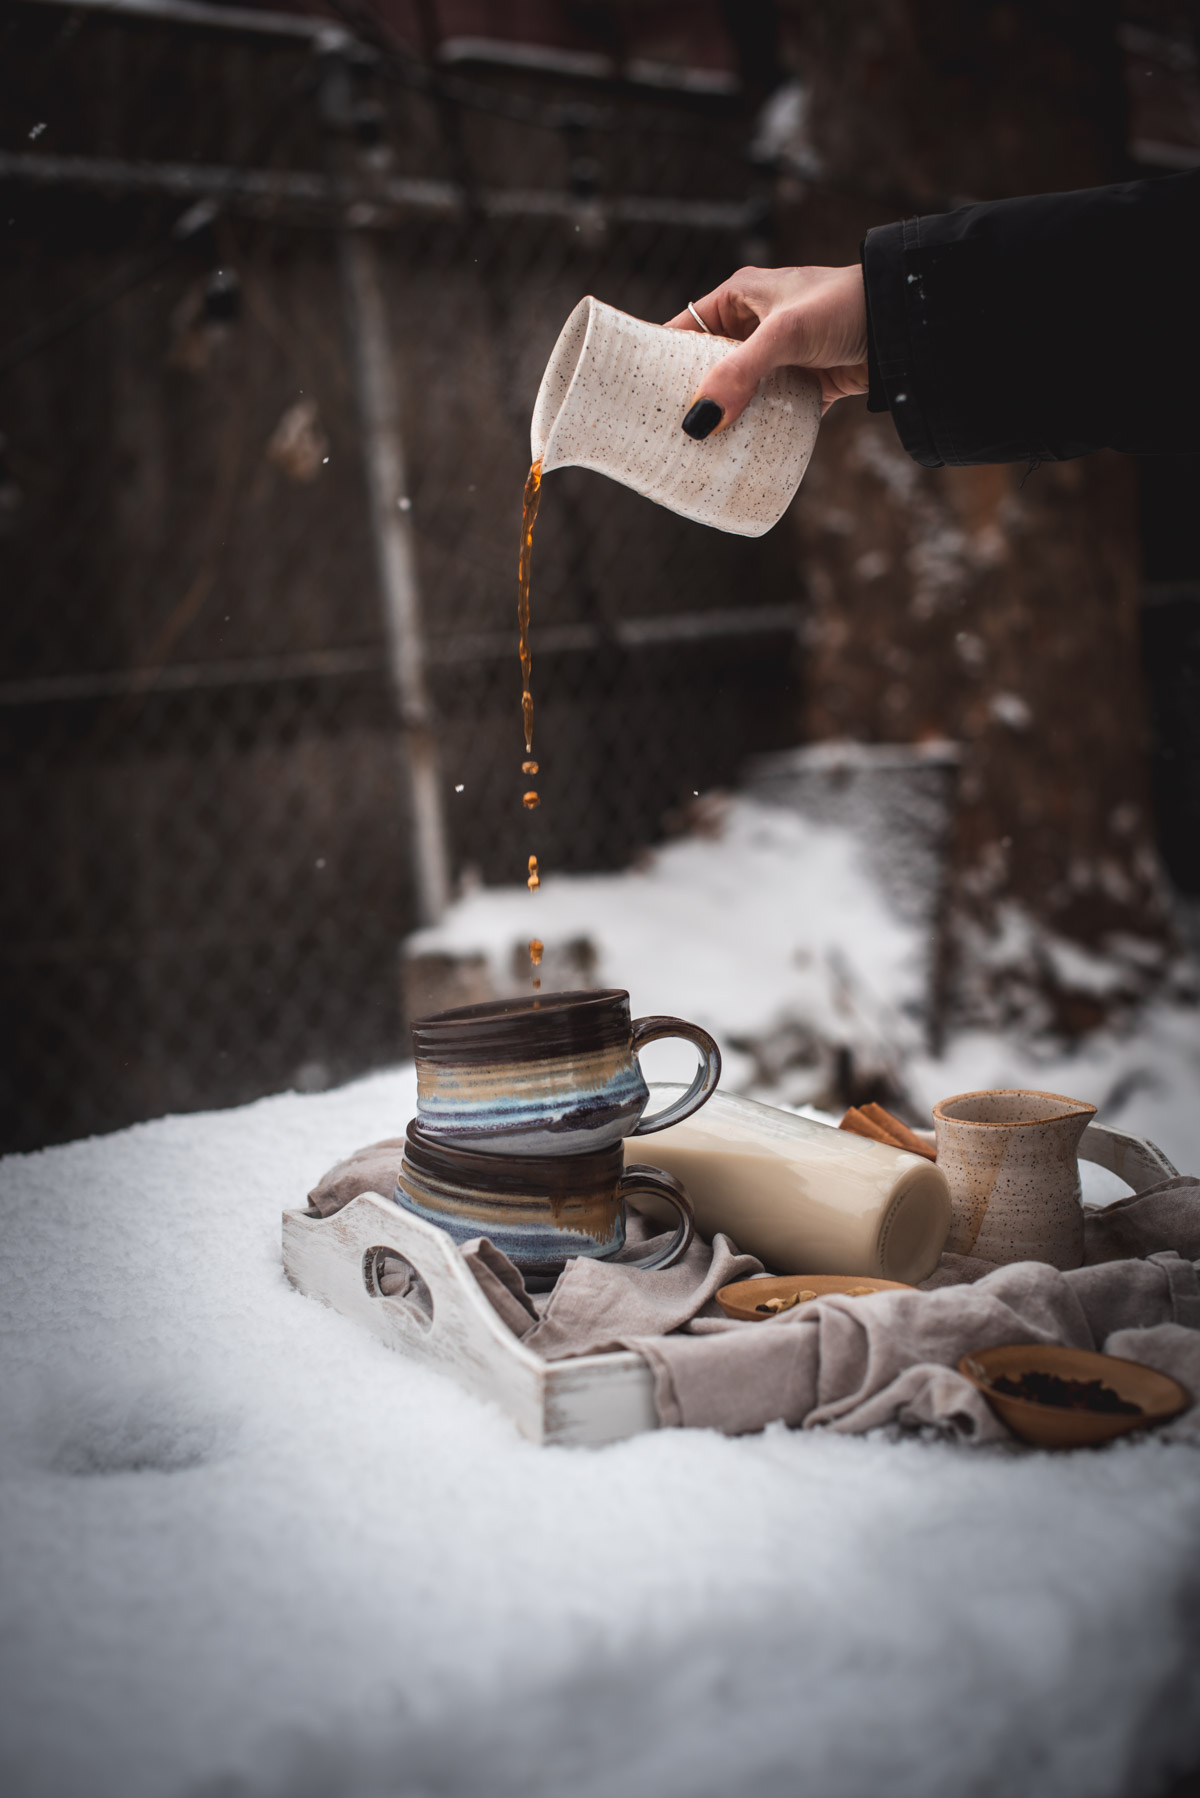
[515,296,823,990]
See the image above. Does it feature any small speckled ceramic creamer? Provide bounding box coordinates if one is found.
[532,296,822,537]
[933,1089,1098,1269]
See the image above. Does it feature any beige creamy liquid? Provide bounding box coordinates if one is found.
[624,1086,952,1284]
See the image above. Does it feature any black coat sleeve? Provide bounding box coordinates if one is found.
[862,168,1200,466]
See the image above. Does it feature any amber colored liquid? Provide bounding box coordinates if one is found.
[518,460,542,756]
[518,463,545,990]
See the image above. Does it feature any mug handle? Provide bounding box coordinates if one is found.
[629,1016,722,1136]
[614,1165,695,1271]
[1078,1122,1178,1193]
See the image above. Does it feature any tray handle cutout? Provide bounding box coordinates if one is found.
[362,1246,434,1327]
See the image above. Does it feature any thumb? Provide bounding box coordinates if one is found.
[681,328,782,439]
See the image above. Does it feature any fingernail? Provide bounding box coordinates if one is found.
[682,398,723,440]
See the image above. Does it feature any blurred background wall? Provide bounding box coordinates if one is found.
[2,0,1198,1150]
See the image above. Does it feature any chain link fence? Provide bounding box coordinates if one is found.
[1,1,806,1149]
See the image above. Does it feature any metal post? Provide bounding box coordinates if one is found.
[338,226,451,925]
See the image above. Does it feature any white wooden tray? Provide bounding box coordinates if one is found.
[282,1125,1176,1449]
[282,1193,658,1447]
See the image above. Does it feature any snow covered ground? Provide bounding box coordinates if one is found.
[3,1068,1200,1798]
[4,800,1200,1798]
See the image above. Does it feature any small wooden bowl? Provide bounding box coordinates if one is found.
[717,1273,913,1322]
[958,1344,1190,1449]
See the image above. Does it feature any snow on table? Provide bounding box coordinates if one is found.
[2,1068,1199,1798]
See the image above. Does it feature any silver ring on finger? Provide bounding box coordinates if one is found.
[687,301,712,334]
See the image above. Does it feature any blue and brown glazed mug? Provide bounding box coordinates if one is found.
[395,1122,695,1285]
[411,988,721,1157]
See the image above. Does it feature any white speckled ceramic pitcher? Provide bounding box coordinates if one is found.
[531,296,822,537]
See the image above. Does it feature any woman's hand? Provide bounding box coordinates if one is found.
[665,264,869,437]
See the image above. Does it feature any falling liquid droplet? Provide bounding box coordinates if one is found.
[527,855,540,892]
[523,790,539,810]
[517,461,542,755]
[529,938,544,965]
[522,760,539,776]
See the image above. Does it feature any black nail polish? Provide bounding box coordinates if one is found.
[682,398,723,440]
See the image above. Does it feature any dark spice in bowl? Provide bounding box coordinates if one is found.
[989,1370,1142,1415]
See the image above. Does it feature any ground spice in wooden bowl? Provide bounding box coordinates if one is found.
[988,1370,1141,1415]
[959,1344,1189,1448]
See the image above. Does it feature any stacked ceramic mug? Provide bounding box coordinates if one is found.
[394,989,722,1288]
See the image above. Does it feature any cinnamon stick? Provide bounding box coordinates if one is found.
[860,1102,938,1162]
[839,1103,937,1161]
[839,1106,906,1149]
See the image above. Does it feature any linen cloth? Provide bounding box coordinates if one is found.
[307,1149,1200,1445]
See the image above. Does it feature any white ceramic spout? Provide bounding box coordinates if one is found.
[531,296,822,537]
